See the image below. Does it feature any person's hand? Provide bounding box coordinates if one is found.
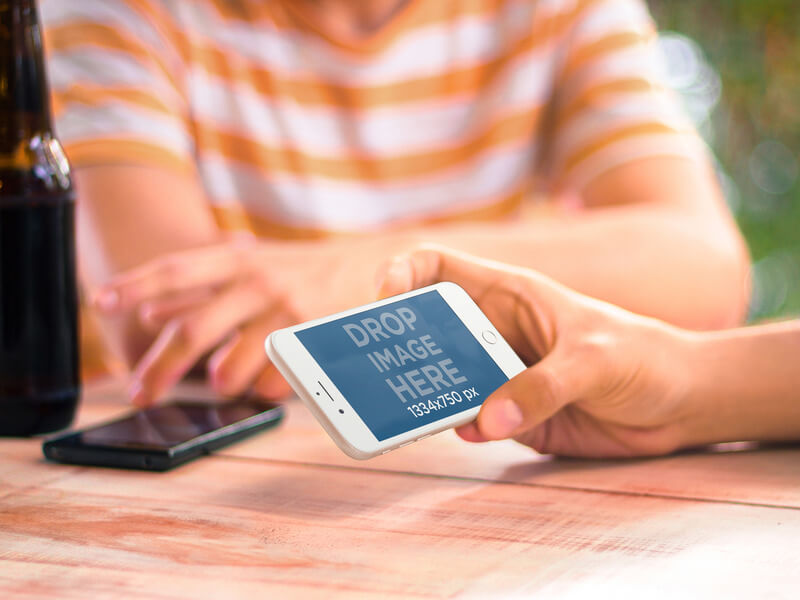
[92,235,412,407]
[378,245,700,458]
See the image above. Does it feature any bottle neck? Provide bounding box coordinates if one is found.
[0,0,54,156]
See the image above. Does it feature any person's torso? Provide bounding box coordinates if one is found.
[165,0,563,236]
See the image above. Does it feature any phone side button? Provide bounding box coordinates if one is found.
[417,434,432,442]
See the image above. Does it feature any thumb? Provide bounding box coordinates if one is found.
[377,244,516,300]
[472,348,587,441]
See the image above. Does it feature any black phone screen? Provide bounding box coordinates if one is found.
[43,399,284,470]
[80,402,271,449]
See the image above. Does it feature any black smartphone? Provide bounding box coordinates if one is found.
[42,398,284,471]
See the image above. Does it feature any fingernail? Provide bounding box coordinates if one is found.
[206,354,225,391]
[138,303,156,326]
[93,289,119,311]
[382,259,410,291]
[486,398,523,437]
[128,379,148,407]
[388,257,409,276]
[209,369,227,395]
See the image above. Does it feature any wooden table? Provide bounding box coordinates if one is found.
[2,380,800,599]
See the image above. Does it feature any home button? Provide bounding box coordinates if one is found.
[482,330,497,344]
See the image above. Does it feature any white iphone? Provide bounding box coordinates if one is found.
[265,282,526,459]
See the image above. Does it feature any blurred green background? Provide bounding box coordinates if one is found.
[650,0,800,321]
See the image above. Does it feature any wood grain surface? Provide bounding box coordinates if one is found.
[1,380,799,599]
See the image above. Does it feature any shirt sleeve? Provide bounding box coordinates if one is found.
[542,0,706,192]
[41,0,194,174]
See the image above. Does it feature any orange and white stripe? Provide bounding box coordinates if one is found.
[42,0,703,237]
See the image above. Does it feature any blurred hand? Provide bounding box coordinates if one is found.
[378,245,699,458]
[92,235,410,406]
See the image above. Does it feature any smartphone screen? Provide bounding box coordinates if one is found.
[294,289,509,441]
[43,399,284,470]
[78,402,273,449]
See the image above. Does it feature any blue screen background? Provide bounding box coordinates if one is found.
[295,290,510,441]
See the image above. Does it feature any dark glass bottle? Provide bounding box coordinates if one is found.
[0,0,80,435]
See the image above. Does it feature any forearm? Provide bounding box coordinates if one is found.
[77,166,221,366]
[411,204,748,330]
[682,322,800,446]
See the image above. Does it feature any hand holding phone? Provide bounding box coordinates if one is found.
[266,283,525,459]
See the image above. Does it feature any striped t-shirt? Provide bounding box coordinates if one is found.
[42,0,702,239]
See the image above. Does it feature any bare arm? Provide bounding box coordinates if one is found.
[409,157,750,330]
[76,165,221,365]
[85,156,748,403]
[684,322,800,446]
